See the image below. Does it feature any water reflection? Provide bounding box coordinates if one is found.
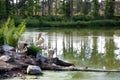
[21,30,120,69]
[6,71,120,80]
[113,35,120,60]
[97,36,106,54]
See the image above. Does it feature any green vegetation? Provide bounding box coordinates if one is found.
[0,0,120,28]
[0,17,26,47]
[91,0,99,19]
[16,17,120,28]
[0,27,5,46]
[104,0,115,19]
[26,45,41,56]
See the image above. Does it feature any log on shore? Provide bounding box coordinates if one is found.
[43,67,120,72]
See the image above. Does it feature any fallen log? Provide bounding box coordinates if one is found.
[43,66,120,72]
[37,59,120,72]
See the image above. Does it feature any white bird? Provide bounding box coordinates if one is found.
[18,41,29,52]
[35,33,44,47]
[48,48,56,58]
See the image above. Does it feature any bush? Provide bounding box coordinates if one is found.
[26,18,39,27]
[73,15,93,21]
[0,28,4,46]
[26,45,41,56]
[14,16,120,28]
[38,20,120,28]
[34,15,66,22]
[0,17,26,47]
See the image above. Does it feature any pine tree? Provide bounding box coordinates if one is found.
[104,0,115,19]
[91,0,99,19]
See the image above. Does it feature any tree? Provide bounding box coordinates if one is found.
[81,0,91,15]
[55,0,58,15]
[63,0,70,18]
[91,0,99,19]
[41,0,46,15]
[76,0,81,14]
[0,0,7,18]
[34,0,41,15]
[16,0,27,16]
[48,0,53,15]
[70,0,73,21]
[104,0,115,19]
[27,0,34,16]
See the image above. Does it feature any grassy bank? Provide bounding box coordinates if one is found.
[1,15,119,29]
[15,19,120,29]
[39,20,120,28]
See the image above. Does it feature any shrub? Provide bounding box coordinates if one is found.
[73,15,93,21]
[0,17,26,47]
[0,28,4,46]
[26,45,41,56]
[26,18,39,27]
[35,15,66,22]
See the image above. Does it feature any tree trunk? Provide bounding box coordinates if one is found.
[42,0,45,16]
[70,0,73,21]
[55,0,57,15]
[48,0,52,15]
[92,0,99,19]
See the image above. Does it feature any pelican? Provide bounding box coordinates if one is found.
[35,33,44,47]
[18,41,29,52]
[48,49,55,58]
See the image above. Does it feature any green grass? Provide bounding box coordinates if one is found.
[11,15,120,29]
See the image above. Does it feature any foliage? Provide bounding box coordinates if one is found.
[81,0,91,15]
[26,18,40,27]
[0,27,5,46]
[17,0,27,16]
[104,0,115,19]
[38,15,66,21]
[0,17,11,46]
[0,0,119,20]
[62,0,71,18]
[26,45,41,56]
[33,20,120,28]
[91,0,99,19]
[0,17,26,47]
[6,27,18,47]
[13,16,120,28]
[0,0,7,18]
[27,0,34,16]
[73,15,93,21]
[17,21,26,35]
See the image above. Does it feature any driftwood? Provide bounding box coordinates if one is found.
[52,67,120,72]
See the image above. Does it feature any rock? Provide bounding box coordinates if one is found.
[24,57,36,65]
[0,46,4,54]
[27,65,42,75]
[0,55,14,63]
[36,53,47,62]
[2,45,15,52]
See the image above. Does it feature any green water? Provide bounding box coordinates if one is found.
[5,71,120,80]
[5,28,120,80]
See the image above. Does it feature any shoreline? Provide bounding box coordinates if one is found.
[0,50,120,80]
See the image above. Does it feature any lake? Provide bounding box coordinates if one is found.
[5,28,120,80]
